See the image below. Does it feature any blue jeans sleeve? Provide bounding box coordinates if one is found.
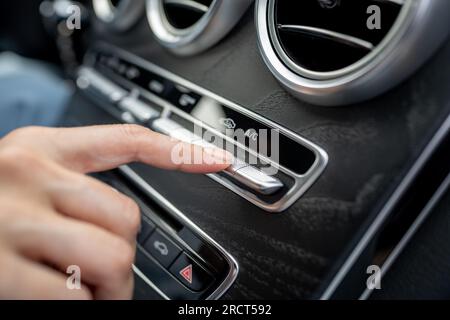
[0,53,71,137]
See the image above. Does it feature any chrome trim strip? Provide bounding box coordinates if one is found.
[320,114,450,299]
[359,172,450,300]
[83,43,329,212]
[277,25,374,51]
[256,0,450,106]
[132,265,171,300]
[120,166,239,300]
[382,0,405,5]
[152,117,284,195]
[165,0,209,13]
[223,165,284,195]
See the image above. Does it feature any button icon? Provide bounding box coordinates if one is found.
[245,129,259,142]
[125,67,140,80]
[144,230,181,268]
[317,0,340,9]
[170,253,214,291]
[179,94,197,107]
[153,241,169,256]
[219,118,236,130]
[179,264,193,284]
[149,80,165,94]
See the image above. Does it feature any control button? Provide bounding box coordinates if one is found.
[121,111,137,124]
[143,230,181,268]
[169,253,214,292]
[119,97,159,123]
[117,63,128,75]
[149,80,165,95]
[137,217,155,244]
[152,118,201,144]
[225,158,249,175]
[225,165,284,195]
[125,67,140,80]
[178,94,198,108]
[151,118,183,135]
[77,67,127,103]
[151,117,283,195]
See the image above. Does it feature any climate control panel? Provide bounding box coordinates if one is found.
[77,44,328,212]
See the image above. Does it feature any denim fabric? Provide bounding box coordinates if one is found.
[0,52,71,137]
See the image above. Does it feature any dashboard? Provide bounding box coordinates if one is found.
[39,0,450,299]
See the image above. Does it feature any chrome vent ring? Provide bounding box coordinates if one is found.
[256,0,450,106]
[92,0,145,31]
[146,0,253,56]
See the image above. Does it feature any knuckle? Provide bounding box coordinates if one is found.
[3,126,48,142]
[118,124,150,159]
[0,146,40,171]
[72,175,90,193]
[122,197,141,234]
[108,239,135,276]
[120,124,149,140]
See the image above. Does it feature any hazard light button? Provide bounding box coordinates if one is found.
[169,253,214,292]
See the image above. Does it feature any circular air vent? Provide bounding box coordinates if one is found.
[256,0,450,106]
[146,0,253,55]
[92,0,145,31]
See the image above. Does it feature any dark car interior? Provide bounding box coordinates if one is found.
[1,0,449,300]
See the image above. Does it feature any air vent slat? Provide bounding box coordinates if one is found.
[162,0,212,29]
[379,0,405,5]
[278,25,375,51]
[257,0,450,106]
[165,0,209,13]
[271,0,405,75]
[275,0,402,49]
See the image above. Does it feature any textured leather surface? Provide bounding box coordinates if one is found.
[64,8,450,298]
[371,188,450,299]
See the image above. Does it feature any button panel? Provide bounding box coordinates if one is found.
[92,170,234,300]
[77,67,127,103]
[119,97,160,123]
[79,47,328,212]
[151,117,284,196]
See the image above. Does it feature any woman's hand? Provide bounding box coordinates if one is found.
[0,124,232,300]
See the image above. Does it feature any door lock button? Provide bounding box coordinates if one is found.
[143,229,181,268]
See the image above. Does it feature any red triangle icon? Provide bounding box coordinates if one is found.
[180,264,193,284]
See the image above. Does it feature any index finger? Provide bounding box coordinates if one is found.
[32,125,233,174]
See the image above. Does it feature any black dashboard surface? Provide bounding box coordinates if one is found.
[370,187,450,300]
[63,9,450,299]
